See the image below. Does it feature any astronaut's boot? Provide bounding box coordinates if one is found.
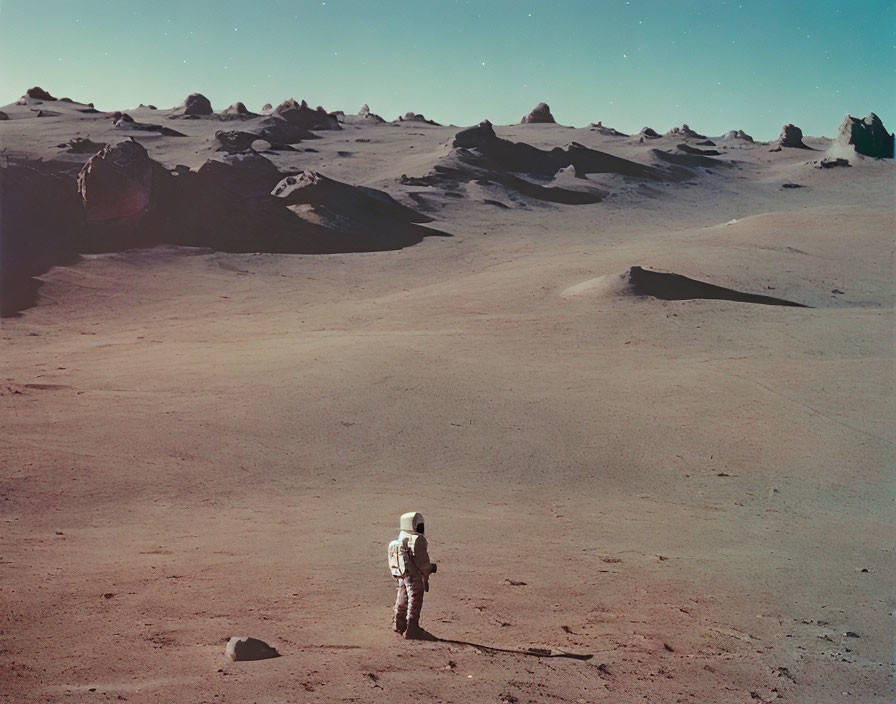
[403,619,424,640]
[392,617,407,635]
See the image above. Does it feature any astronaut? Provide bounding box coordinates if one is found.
[387,511,437,639]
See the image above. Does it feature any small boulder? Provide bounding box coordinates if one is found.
[836,113,894,158]
[777,124,809,149]
[184,92,213,116]
[27,86,57,101]
[261,103,273,112]
[225,636,279,662]
[0,111,8,121]
[521,102,556,124]
[639,126,660,139]
[816,157,851,169]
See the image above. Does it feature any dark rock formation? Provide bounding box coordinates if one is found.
[261,103,273,112]
[451,120,660,179]
[777,124,809,149]
[273,98,340,130]
[113,112,186,137]
[26,86,57,101]
[0,111,7,121]
[184,92,214,116]
[221,101,256,119]
[215,130,259,153]
[401,120,679,205]
[58,137,107,154]
[639,127,660,139]
[651,148,731,170]
[665,124,706,140]
[590,121,627,137]
[253,116,314,145]
[397,111,440,125]
[225,637,279,662]
[1,163,82,316]
[76,140,159,250]
[677,143,723,156]
[816,157,851,169]
[837,113,894,158]
[521,102,556,124]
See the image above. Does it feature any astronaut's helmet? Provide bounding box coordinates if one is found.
[400,511,424,534]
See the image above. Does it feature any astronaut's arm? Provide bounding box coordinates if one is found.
[414,536,435,576]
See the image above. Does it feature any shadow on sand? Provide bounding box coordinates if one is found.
[406,627,593,660]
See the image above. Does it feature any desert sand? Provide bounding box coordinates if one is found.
[1,92,894,703]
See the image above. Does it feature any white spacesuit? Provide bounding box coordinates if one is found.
[388,511,436,638]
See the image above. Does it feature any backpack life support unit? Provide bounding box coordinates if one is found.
[388,535,417,578]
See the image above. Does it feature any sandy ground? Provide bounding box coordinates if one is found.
[1,99,894,703]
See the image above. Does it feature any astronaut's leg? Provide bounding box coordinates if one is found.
[392,578,409,633]
[403,576,426,639]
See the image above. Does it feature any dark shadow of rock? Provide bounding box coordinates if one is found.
[1,162,83,316]
[627,266,809,307]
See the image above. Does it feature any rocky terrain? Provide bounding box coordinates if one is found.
[1,90,893,703]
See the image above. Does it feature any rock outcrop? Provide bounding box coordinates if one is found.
[184,92,214,116]
[398,112,439,125]
[215,130,260,153]
[253,116,314,145]
[273,98,340,130]
[26,86,57,101]
[1,164,83,316]
[225,637,279,662]
[836,113,894,158]
[358,104,385,123]
[723,129,754,142]
[590,121,627,137]
[77,140,154,225]
[521,102,556,124]
[639,127,660,139]
[221,101,255,119]
[777,124,809,149]
[58,137,107,154]
[665,124,706,140]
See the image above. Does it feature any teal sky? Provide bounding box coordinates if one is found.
[1,0,893,140]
